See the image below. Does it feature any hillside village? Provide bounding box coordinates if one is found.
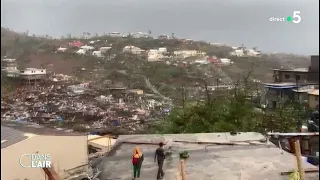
[1,28,319,180]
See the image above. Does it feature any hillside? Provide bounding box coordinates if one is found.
[1,28,311,96]
[221,54,310,81]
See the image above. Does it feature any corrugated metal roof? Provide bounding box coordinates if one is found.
[262,82,298,89]
[1,126,27,149]
[267,132,319,136]
[271,68,309,72]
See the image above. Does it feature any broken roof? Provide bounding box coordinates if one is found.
[1,121,82,136]
[97,133,319,180]
[1,58,16,62]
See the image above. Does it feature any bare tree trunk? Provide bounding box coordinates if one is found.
[181,87,186,108]
[203,79,211,105]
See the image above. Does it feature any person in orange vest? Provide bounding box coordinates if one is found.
[132,147,144,180]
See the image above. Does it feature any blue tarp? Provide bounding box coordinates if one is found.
[263,83,311,89]
[89,131,99,135]
[15,118,26,123]
[111,120,120,126]
[264,85,298,89]
[56,116,63,121]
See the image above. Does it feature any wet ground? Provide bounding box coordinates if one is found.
[98,144,182,180]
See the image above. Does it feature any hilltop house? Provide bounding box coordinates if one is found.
[76,49,86,55]
[246,49,261,57]
[99,47,112,53]
[20,68,46,80]
[230,49,245,57]
[131,32,149,38]
[174,50,206,59]
[56,47,67,53]
[109,32,122,37]
[68,41,83,47]
[80,45,95,51]
[147,48,169,61]
[123,46,145,55]
[158,47,167,53]
[220,58,233,65]
[92,51,104,58]
[158,35,170,40]
[148,50,165,61]
[1,58,20,77]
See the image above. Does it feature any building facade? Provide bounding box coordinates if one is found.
[1,58,20,77]
[1,126,90,180]
[173,50,206,58]
[20,68,47,80]
[308,90,319,109]
[262,55,319,109]
[308,55,319,83]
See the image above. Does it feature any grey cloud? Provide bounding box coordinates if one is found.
[1,0,319,55]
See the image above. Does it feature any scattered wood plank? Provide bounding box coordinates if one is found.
[294,140,305,180]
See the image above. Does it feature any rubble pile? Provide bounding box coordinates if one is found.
[1,82,167,134]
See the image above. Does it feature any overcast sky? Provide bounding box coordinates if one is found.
[1,0,319,55]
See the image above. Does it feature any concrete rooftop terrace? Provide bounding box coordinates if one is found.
[1,121,83,136]
[97,133,319,180]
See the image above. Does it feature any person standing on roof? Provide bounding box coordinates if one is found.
[154,142,166,180]
[132,146,144,180]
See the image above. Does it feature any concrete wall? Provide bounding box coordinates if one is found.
[308,55,319,83]
[277,71,308,83]
[1,135,88,180]
[294,92,309,103]
[310,55,319,72]
[309,136,319,156]
[265,88,295,108]
[20,69,46,75]
[308,94,319,109]
[20,74,47,80]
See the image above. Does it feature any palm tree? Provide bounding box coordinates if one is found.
[171,33,175,39]
[148,30,152,37]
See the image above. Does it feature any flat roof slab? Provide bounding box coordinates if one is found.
[98,143,318,180]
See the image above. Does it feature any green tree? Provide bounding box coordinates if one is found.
[155,75,308,134]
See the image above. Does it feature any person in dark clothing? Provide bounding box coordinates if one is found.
[154,142,165,179]
[132,147,144,180]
